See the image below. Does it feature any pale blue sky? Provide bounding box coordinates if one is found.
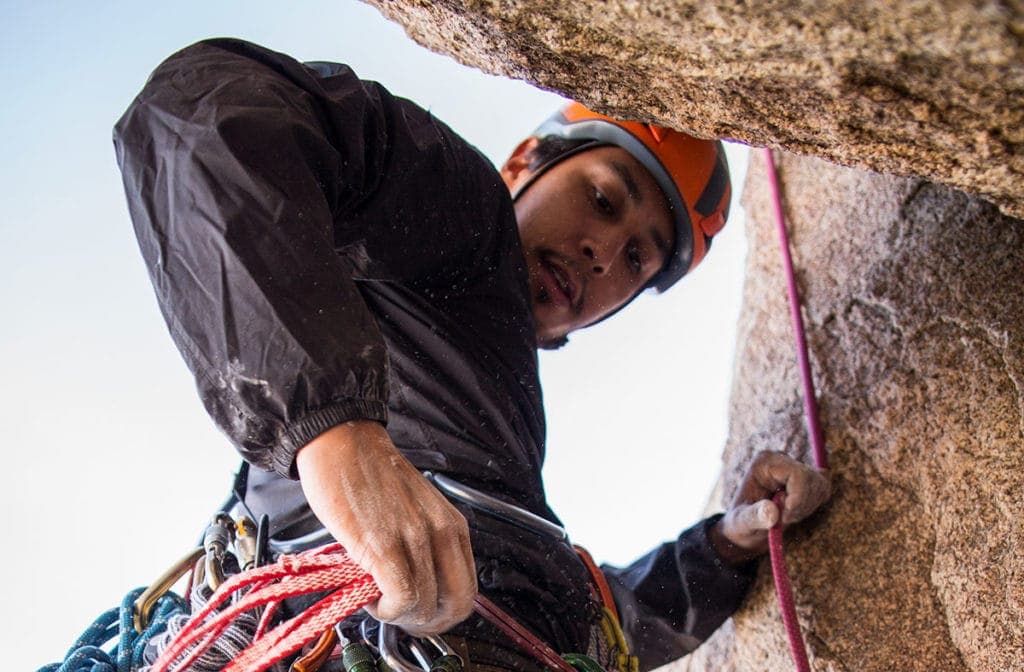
[1,2,749,667]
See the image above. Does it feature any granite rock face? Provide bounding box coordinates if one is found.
[678,153,1023,672]
[364,0,1023,217]
[364,2,1024,669]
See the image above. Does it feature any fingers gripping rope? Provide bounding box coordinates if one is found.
[763,147,829,672]
[149,543,380,672]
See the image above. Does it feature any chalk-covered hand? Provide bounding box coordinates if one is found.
[296,420,476,635]
[710,450,831,565]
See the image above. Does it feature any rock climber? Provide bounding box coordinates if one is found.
[114,38,830,672]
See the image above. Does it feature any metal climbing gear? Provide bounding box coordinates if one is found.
[423,471,569,543]
[235,516,258,571]
[45,509,295,672]
[340,641,378,672]
[54,471,620,672]
[378,623,462,672]
[203,513,236,591]
[148,542,380,672]
[133,547,205,633]
[264,471,569,555]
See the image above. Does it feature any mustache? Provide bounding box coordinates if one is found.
[537,249,585,314]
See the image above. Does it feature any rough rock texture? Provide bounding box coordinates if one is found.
[365,0,1023,217]
[676,153,1024,672]
[365,2,1024,668]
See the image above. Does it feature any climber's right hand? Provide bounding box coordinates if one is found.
[296,420,477,635]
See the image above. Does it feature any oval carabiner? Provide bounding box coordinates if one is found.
[203,512,236,591]
[234,515,258,571]
[132,546,204,633]
[562,653,606,672]
[378,623,462,672]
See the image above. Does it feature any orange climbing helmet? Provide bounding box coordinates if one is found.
[524,102,731,292]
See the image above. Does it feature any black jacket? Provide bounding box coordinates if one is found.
[114,38,754,670]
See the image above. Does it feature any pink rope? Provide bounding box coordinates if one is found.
[768,498,811,672]
[762,147,828,672]
[764,149,828,472]
[150,543,381,672]
[149,153,831,671]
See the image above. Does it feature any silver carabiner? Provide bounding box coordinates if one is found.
[378,622,460,672]
[423,471,569,543]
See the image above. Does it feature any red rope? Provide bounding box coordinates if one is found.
[152,164,832,668]
[474,594,579,672]
[150,543,380,672]
[762,147,828,672]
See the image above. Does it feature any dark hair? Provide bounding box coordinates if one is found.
[526,136,595,171]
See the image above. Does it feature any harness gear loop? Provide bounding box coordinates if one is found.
[133,547,204,634]
[149,542,381,672]
[573,545,637,672]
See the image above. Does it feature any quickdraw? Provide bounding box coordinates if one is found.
[45,151,822,672]
[43,505,617,672]
[39,513,268,672]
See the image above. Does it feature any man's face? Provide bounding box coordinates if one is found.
[502,142,675,346]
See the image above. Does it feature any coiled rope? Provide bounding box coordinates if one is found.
[149,543,379,672]
[38,588,186,672]
[47,149,824,672]
[763,147,829,672]
[143,570,263,671]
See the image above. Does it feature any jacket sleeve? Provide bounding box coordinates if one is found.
[601,514,757,672]
[113,39,492,477]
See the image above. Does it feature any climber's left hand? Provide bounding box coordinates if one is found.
[710,450,831,565]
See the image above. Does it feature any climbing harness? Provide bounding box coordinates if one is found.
[763,147,829,672]
[263,471,569,557]
[38,511,265,672]
[148,542,380,672]
[146,541,612,672]
[44,471,626,672]
[45,150,825,670]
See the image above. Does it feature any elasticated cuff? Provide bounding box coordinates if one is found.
[692,513,760,579]
[273,399,390,478]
